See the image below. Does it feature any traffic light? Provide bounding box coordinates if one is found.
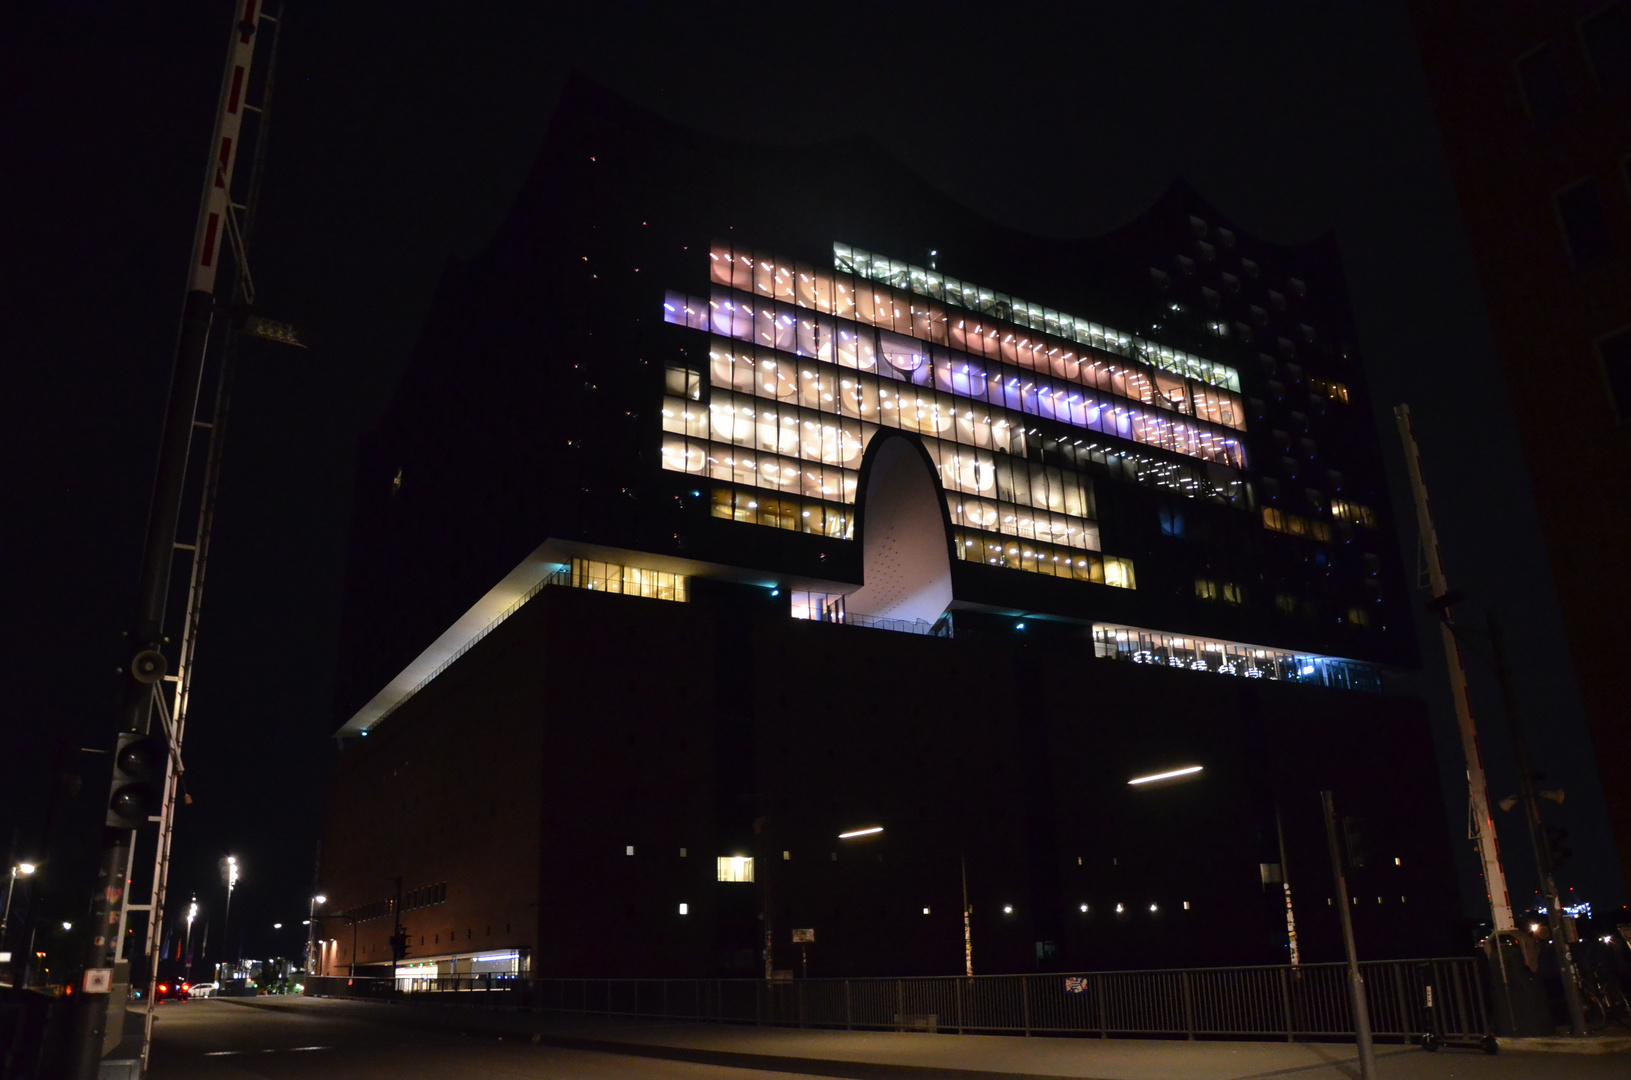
[389,928,410,961]
[106,731,167,830]
[1545,824,1573,873]
[1342,816,1371,871]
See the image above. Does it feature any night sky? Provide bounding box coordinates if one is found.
[5,0,1622,968]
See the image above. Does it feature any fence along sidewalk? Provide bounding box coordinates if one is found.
[307,958,1489,1043]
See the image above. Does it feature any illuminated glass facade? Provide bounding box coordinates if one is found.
[648,231,1402,686]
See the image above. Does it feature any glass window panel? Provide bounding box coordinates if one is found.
[853,325,877,371]
[856,282,878,325]
[731,252,753,293]
[753,252,774,296]
[833,275,855,319]
[709,246,732,287]
[793,260,815,307]
[813,270,835,314]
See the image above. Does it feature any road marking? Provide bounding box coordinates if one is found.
[202,1046,333,1056]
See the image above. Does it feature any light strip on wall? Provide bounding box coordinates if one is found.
[1127,765,1203,786]
[838,826,884,839]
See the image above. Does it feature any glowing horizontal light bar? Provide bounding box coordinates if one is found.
[473,952,519,963]
[1127,765,1203,786]
[838,826,883,839]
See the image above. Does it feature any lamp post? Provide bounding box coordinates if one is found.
[304,895,325,979]
[221,856,239,973]
[2,863,37,940]
[184,896,198,982]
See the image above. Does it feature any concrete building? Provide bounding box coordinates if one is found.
[314,78,1459,981]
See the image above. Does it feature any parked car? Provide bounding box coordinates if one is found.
[187,981,218,999]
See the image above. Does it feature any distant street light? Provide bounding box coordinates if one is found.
[3,862,38,938]
[62,922,73,932]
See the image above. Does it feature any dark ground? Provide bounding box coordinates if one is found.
[142,997,1629,1079]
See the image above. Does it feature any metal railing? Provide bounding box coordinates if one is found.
[306,957,1488,1042]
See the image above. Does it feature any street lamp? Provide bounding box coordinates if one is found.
[305,895,326,978]
[184,896,198,981]
[2,862,37,938]
[221,856,240,971]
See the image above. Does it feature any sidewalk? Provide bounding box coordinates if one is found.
[249,996,1630,1079]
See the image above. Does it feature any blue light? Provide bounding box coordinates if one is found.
[1016,622,1026,630]
[691,490,701,497]
[1299,664,1315,676]
[361,730,369,736]
[770,589,780,597]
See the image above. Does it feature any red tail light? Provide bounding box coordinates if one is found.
[158,984,169,993]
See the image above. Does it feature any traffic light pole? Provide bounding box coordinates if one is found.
[67,6,266,1077]
[1393,406,1515,934]
[1321,791,1375,1079]
[1486,611,1587,1036]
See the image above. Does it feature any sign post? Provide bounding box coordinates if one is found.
[791,928,814,978]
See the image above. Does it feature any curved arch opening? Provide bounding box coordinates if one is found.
[845,437,953,625]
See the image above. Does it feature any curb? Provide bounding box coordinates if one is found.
[1496,1035,1631,1054]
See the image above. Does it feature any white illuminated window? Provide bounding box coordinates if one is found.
[625,846,634,856]
[678,903,689,915]
[717,856,755,883]
[666,365,702,401]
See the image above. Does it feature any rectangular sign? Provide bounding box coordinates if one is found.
[791,928,814,943]
[83,968,113,994]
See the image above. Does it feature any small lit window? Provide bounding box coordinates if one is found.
[678,903,689,915]
[665,365,702,400]
[626,846,635,856]
[717,856,755,883]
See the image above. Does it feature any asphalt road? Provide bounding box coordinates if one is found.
[145,996,1631,1080]
[146,999,808,1080]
